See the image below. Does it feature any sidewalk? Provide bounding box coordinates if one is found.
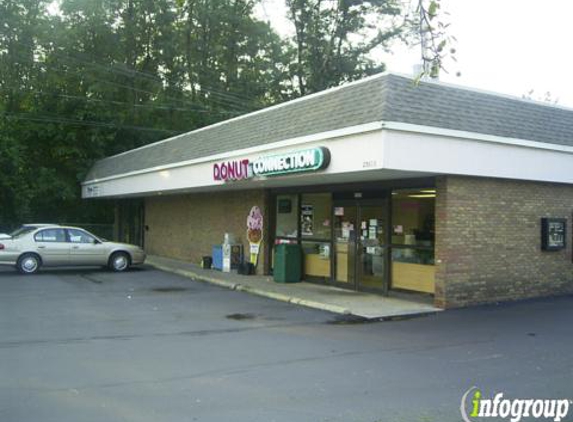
[146,255,442,320]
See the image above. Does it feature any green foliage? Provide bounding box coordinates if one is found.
[0,0,405,230]
[409,0,458,81]
[286,0,403,94]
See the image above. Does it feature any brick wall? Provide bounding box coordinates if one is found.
[145,189,269,275]
[435,176,573,308]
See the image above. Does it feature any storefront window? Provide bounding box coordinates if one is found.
[300,193,332,279]
[275,194,298,238]
[391,188,436,294]
[300,193,332,240]
[391,188,435,247]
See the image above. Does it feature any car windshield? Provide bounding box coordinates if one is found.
[9,226,37,238]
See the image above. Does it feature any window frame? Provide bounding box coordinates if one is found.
[34,228,67,243]
[66,228,98,245]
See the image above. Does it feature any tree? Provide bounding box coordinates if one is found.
[0,0,52,225]
[0,0,291,229]
[285,0,402,95]
[1,0,436,230]
[407,0,457,80]
[177,0,290,115]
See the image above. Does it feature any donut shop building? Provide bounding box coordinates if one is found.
[82,73,573,308]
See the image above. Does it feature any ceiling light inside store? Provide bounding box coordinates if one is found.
[420,189,436,193]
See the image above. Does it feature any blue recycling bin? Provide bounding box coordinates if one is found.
[212,245,223,270]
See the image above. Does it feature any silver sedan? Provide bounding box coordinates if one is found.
[0,224,146,274]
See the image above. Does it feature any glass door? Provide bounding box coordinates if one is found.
[356,204,388,293]
[333,205,357,287]
[333,201,388,293]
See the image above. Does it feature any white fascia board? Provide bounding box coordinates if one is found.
[82,121,385,185]
[383,127,573,184]
[382,121,573,154]
[82,130,388,199]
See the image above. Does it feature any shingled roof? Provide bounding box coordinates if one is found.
[85,73,573,181]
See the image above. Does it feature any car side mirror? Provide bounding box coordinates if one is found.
[93,239,101,245]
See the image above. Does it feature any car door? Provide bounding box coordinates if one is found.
[67,228,107,266]
[34,228,70,266]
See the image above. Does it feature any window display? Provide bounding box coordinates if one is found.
[300,193,331,240]
[300,194,332,279]
[301,205,314,236]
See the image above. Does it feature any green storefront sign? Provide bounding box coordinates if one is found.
[252,147,330,177]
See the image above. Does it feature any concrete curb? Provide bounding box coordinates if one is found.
[148,262,239,290]
[147,259,352,316]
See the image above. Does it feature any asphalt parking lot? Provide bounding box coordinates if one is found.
[1,265,572,422]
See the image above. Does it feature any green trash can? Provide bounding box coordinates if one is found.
[274,244,302,283]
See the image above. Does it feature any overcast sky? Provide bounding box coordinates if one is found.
[256,0,573,107]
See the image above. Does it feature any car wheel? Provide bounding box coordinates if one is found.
[17,253,41,275]
[109,252,130,272]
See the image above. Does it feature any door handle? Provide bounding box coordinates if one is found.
[72,246,79,249]
[37,246,46,249]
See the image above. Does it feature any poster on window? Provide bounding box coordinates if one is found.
[301,205,314,236]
